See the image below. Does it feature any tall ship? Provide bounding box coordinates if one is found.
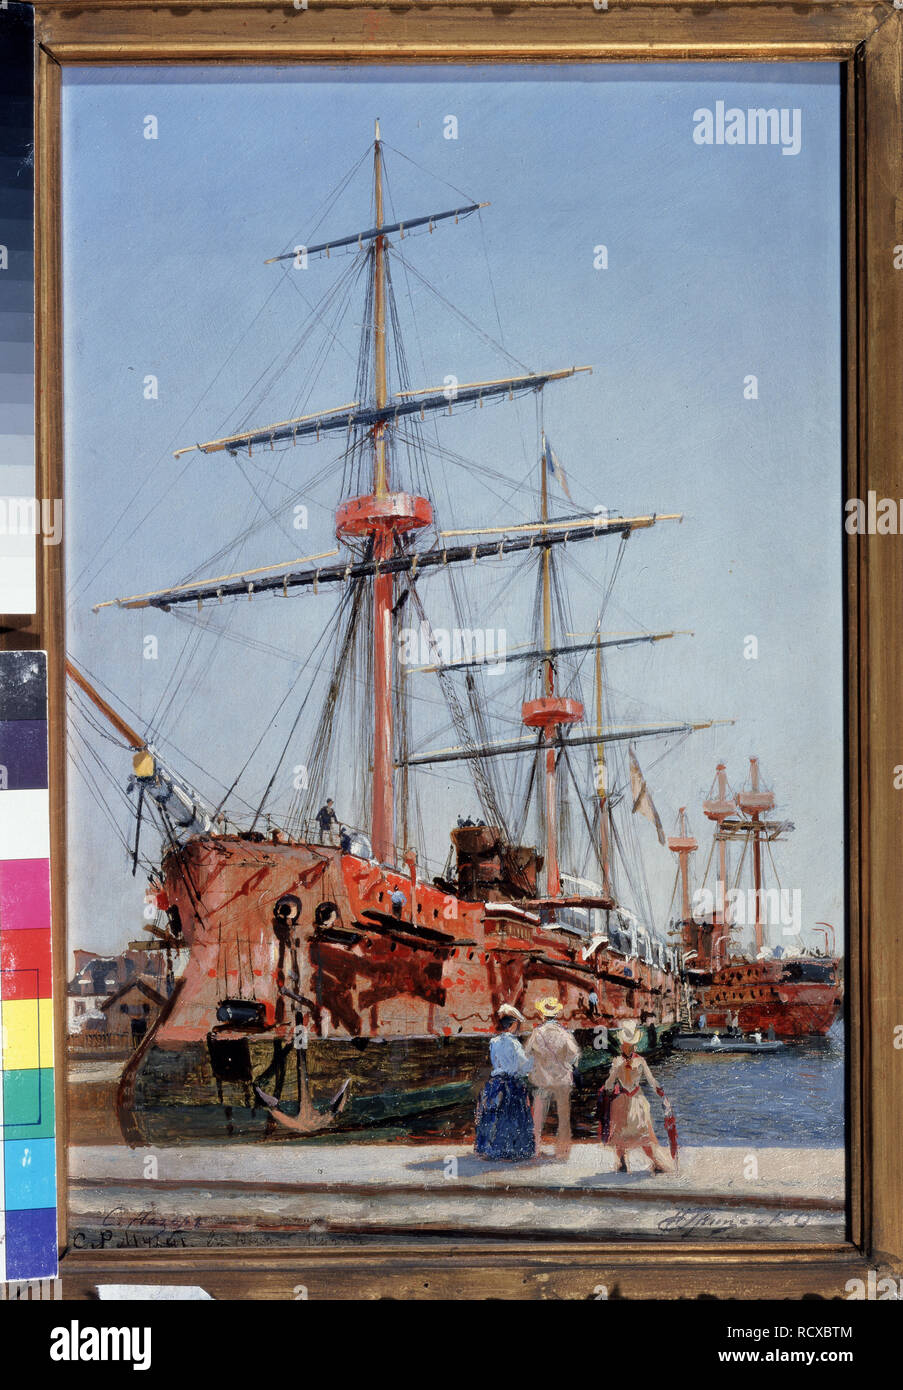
[70,125,733,1144]
[669,760,843,1037]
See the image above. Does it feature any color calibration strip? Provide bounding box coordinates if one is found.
[0,4,36,614]
[0,651,57,1281]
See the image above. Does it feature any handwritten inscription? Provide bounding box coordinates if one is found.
[658,1207,813,1235]
[71,1208,366,1250]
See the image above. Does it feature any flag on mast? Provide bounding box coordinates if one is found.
[542,433,572,502]
[628,744,666,845]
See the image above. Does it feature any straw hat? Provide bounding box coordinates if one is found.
[536,997,564,1019]
[619,1019,643,1048]
[498,1003,526,1024]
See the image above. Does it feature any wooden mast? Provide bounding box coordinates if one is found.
[521,433,583,898]
[668,807,697,922]
[715,765,730,924]
[370,118,395,863]
[751,767,764,952]
[66,659,146,751]
[703,761,734,954]
[540,438,558,896]
[373,120,388,500]
[735,756,775,954]
[540,435,553,682]
[594,630,612,898]
[334,122,432,863]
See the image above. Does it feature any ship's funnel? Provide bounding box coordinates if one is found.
[450,825,541,902]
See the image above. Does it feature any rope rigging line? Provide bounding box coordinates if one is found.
[560,744,606,886]
[66,721,158,876]
[513,732,542,848]
[145,622,201,734]
[66,655,265,820]
[764,834,784,894]
[665,863,683,923]
[167,438,353,589]
[269,143,372,264]
[72,150,373,613]
[216,583,356,821]
[444,556,526,820]
[380,139,481,207]
[391,425,538,522]
[388,246,530,374]
[698,831,717,898]
[405,577,513,844]
[293,595,372,834]
[278,251,371,422]
[67,687,132,751]
[166,255,369,629]
[221,252,366,457]
[274,573,370,835]
[67,742,139,861]
[152,305,372,730]
[68,268,299,611]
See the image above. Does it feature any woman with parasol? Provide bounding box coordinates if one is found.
[599,1020,678,1174]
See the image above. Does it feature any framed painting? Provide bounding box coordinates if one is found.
[1,0,901,1314]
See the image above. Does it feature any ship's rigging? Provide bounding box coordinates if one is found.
[73,122,733,938]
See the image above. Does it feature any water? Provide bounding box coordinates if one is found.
[635,1028,844,1147]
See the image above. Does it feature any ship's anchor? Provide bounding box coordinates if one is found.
[254,1076,351,1134]
[254,955,352,1133]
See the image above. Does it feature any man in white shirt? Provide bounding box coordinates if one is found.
[524,996,581,1160]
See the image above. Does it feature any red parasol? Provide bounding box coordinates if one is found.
[662,1102,679,1160]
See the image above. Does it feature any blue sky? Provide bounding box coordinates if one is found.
[61,63,842,961]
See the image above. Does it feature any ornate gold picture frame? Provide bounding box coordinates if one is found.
[9,0,902,1300]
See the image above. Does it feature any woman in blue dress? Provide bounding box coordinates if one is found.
[474,1004,535,1160]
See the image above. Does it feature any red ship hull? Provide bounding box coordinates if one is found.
[119,832,680,1144]
[690,956,842,1038]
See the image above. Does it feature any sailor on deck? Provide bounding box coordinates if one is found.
[316,798,339,845]
[390,886,406,919]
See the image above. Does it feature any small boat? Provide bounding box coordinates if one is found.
[671,1032,783,1054]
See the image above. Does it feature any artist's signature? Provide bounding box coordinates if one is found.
[72,1208,203,1250]
[72,1209,360,1250]
[658,1206,814,1236]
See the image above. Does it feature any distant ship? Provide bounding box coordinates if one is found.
[69,123,734,1144]
[670,760,843,1038]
